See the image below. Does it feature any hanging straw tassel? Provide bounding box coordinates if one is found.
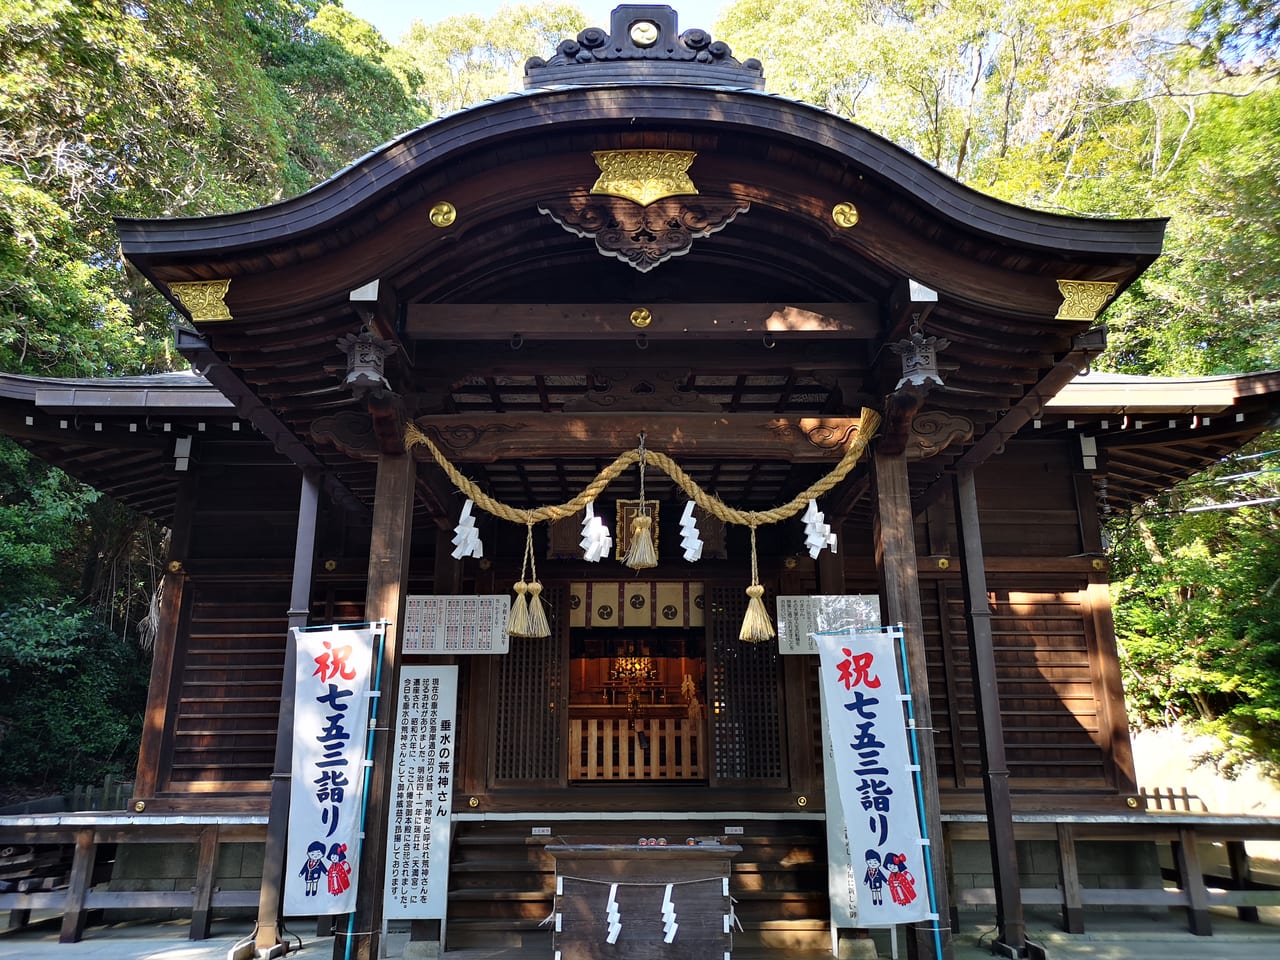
[739,525,775,642]
[624,433,659,570]
[507,579,530,638]
[624,513,658,570]
[526,580,550,638]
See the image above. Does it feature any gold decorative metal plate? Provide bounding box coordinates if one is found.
[169,279,232,322]
[429,201,457,227]
[1056,279,1118,321]
[832,202,860,228]
[590,150,698,206]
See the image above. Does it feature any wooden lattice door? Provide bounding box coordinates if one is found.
[707,584,788,787]
[489,585,566,787]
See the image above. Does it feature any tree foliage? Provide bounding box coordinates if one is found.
[0,1,425,795]
[1111,445,1280,776]
[398,3,586,117]
[720,0,1280,770]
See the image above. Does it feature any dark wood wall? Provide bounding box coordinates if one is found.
[135,433,1134,813]
[902,437,1136,811]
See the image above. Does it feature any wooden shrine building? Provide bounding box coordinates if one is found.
[4,6,1280,960]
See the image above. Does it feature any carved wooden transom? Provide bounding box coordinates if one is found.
[539,192,748,272]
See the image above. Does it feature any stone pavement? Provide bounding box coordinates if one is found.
[2,909,1279,960]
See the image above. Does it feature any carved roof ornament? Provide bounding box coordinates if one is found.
[591,150,698,206]
[539,190,748,272]
[169,279,232,323]
[524,4,764,89]
[1056,279,1118,321]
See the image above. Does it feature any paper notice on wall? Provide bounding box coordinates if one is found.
[402,595,509,653]
[384,665,459,919]
[775,594,880,654]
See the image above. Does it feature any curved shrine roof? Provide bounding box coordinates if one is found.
[109,4,1175,521]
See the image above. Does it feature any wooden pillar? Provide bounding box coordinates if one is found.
[191,824,221,940]
[343,452,416,960]
[1074,474,1138,795]
[1172,827,1212,936]
[1055,823,1084,934]
[59,828,95,943]
[953,466,1026,953]
[255,470,321,953]
[872,450,954,960]
[1227,841,1260,922]
[132,471,197,803]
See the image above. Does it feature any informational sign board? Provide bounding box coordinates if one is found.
[402,595,509,654]
[775,594,880,654]
[383,665,459,919]
[284,624,378,916]
[817,626,929,926]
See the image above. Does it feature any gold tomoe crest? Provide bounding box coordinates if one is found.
[590,150,699,206]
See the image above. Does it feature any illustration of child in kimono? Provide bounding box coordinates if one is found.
[299,840,328,896]
[885,852,918,906]
[863,849,886,907]
[327,843,352,895]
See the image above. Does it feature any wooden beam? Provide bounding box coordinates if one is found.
[873,450,955,960]
[405,302,880,340]
[954,465,1026,952]
[410,338,871,375]
[255,471,320,955]
[413,413,865,463]
[346,453,416,960]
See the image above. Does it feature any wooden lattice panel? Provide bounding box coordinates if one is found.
[491,585,564,784]
[708,585,785,785]
[568,717,703,781]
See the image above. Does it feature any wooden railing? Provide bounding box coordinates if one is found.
[0,813,267,942]
[945,812,1280,937]
[568,717,704,780]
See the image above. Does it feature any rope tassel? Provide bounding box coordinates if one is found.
[623,434,658,570]
[624,513,657,569]
[507,580,530,638]
[509,523,551,638]
[739,526,775,642]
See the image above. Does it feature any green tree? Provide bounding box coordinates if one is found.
[0,0,425,795]
[399,3,586,117]
[1112,443,1280,774]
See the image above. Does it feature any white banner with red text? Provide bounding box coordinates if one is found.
[284,624,378,916]
[817,626,929,926]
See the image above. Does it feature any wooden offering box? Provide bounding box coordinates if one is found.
[547,843,741,960]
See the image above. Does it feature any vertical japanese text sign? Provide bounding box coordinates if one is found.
[284,625,377,916]
[817,627,929,926]
[384,665,459,919]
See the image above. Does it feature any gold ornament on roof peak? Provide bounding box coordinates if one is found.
[1056,279,1118,321]
[590,150,699,206]
[169,279,232,323]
